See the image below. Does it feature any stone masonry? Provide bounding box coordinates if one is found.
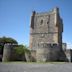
[29,7,67,62]
[2,43,18,62]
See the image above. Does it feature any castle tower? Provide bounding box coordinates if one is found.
[29,7,64,62]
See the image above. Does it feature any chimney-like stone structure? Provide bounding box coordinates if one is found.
[29,7,66,62]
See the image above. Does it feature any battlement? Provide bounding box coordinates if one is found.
[32,7,59,17]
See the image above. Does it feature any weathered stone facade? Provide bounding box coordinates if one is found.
[29,7,67,62]
[62,43,72,62]
[65,49,72,62]
[2,44,18,62]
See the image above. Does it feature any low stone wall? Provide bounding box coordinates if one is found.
[2,44,17,62]
[65,49,72,62]
[30,50,36,62]
[36,44,61,62]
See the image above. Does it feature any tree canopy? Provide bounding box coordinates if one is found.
[0,36,18,45]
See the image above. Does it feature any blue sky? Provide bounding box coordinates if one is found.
[0,0,72,47]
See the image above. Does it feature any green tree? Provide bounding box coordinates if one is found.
[0,36,18,45]
[14,45,30,55]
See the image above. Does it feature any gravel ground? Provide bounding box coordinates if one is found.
[0,62,72,72]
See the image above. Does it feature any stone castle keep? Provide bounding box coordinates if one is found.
[29,7,68,62]
[0,7,72,62]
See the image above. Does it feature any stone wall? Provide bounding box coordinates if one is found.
[36,44,60,62]
[65,49,72,62]
[2,44,18,62]
[30,50,36,62]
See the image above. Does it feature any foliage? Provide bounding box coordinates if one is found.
[14,45,30,55]
[14,45,24,55]
[0,45,3,54]
[0,45,3,49]
[0,36,18,45]
[23,45,30,53]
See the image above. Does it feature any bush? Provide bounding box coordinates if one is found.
[13,45,30,61]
